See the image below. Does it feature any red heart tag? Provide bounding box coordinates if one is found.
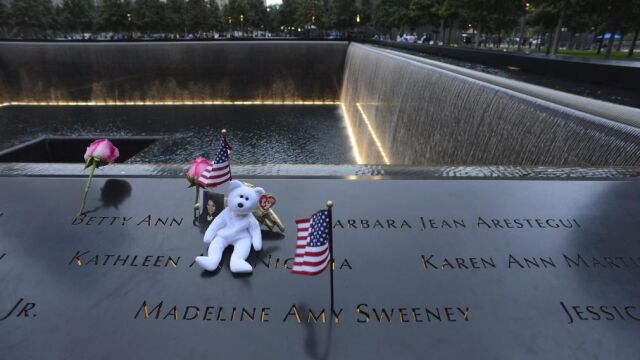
[259,195,277,213]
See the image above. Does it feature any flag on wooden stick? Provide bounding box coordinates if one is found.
[197,131,232,188]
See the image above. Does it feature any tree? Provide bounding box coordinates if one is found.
[222,0,248,31]
[186,0,211,33]
[165,0,187,35]
[278,0,300,30]
[245,0,268,30]
[619,0,640,57]
[0,1,8,36]
[207,0,223,32]
[625,0,640,57]
[133,0,165,35]
[373,0,411,31]
[434,0,461,44]
[329,0,357,30]
[444,0,524,47]
[359,0,373,26]
[95,0,134,34]
[9,0,55,38]
[265,4,280,32]
[582,0,636,58]
[60,0,94,34]
[294,0,327,28]
[528,0,595,54]
[408,0,439,28]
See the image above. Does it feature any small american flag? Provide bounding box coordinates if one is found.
[291,210,331,275]
[197,138,232,188]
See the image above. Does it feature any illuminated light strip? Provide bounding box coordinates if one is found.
[340,103,363,165]
[0,100,341,107]
[355,103,390,165]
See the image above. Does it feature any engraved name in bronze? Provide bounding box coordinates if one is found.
[72,215,183,227]
[561,302,640,324]
[420,254,640,271]
[69,251,180,268]
[0,298,37,321]
[334,217,581,231]
[134,301,471,325]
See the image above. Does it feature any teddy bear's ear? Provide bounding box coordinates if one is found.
[228,180,243,192]
[254,187,265,196]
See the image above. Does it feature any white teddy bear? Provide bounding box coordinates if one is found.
[195,180,264,273]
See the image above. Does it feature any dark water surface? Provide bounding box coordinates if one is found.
[0,105,354,164]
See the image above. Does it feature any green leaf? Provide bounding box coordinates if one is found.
[83,157,93,170]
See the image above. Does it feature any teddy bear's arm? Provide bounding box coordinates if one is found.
[203,209,228,244]
[249,216,262,251]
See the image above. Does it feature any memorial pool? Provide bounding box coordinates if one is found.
[1,41,639,171]
[0,105,354,164]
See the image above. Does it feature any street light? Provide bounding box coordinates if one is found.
[240,14,244,36]
[356,14,360,24]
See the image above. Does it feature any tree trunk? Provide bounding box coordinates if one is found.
[439,19,444,45]
[447,26,453,45]
[517,15,525,52]
[605,33,615,58]
[580,33,588,50]
[551,0,565,55]
[616,33,624,51]
[596,34,604,54]
[475,24,482,48]
[629,30,639,57]
[567,32,574,50]
[546,32,553,55]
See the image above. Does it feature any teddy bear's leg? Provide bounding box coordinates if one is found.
[195,236,226,271]
[229,236,253,273]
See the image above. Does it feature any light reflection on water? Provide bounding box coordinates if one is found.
[0,105,355,165]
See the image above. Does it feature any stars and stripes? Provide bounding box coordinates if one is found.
[291,210,331,276]
[197,138,232,188]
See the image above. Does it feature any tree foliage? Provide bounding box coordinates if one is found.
[185,0,211,33]
[60,0,94,33]
[133,0,165,34]
[374,0,449,30]
[207,0,222,31]
[0,0,637,49]
[165,0,187,34]
[95,0,134,33]
[0,2,8,33]
[9,0,55,37]
[329,0,356,29]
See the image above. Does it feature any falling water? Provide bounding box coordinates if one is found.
[341,43,640,166]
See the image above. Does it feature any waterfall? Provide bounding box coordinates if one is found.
[340,43,640,166]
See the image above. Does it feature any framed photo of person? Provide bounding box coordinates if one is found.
[199,190,225,226]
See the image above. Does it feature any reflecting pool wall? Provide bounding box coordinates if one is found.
[0,41,348,104]
[341,43,640,166]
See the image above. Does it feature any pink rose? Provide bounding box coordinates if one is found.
[84,139,120,164]
[187,157,210,185]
